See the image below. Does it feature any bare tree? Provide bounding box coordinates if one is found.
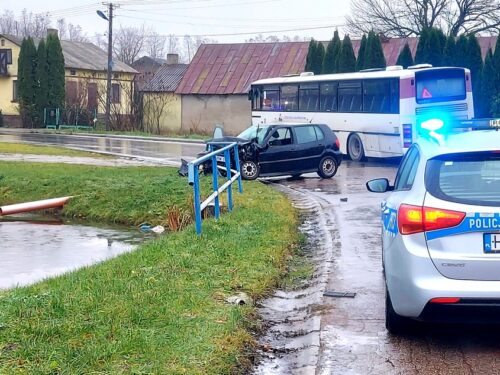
[0,8,51,37]
[113,25,146,64]
[146,31,166,59]
[347,0,500,37]
[183,35,216,62]
[142,92,175,134]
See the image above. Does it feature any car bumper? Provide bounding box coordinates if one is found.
[386,233,500,319]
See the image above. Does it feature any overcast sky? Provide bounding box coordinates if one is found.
[6,0,351,42]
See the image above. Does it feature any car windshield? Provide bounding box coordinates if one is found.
[238,125,272,145]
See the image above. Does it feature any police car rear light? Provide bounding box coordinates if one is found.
[398,205,465,235]
[429,297,461,304]
[423,207,465,232]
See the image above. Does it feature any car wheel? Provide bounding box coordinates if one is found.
[385,286,412,334]
[348,133,365,162]
[317,156,338,179]
[240,160,259,180]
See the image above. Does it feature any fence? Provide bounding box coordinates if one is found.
[44,108,97,130]
[188,142,243,235]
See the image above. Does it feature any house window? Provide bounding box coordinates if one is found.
[12,80,18,102]
[70,69,76,76]
[1,40,4,47]
[111,83,121,103]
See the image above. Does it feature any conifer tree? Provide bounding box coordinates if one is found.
[305,39,317,72]
[396,43,414,68]
[337,35,356,73]
[322,31,341,74]
[364,31,386,69]
[17,37,38,127]
[466,34,483,117]
[427,28,445,66]
[415,28,431,64]
[35,39,49,127]
[46,34,66,108]
[480,49,496,118]
[455,35,468,68]
[442,35,457,66]
[356,34,367,71]
[313,42,325,75]
[492,36,500,95]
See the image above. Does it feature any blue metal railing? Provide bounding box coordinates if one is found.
[188,142,243,235]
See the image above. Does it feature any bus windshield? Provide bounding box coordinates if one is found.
[415,68,466,104]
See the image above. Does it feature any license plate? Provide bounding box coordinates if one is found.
[484,233,500,253]
[216,155,225,162]
[489,119,500,128]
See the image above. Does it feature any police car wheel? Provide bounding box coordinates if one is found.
[348,133,365,162]
[385,287,413,335]
[241,160,259,180]
[317,156,338,179]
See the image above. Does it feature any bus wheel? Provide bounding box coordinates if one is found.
[347,133,365,162]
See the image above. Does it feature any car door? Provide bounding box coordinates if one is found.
[382,146,421,254]
[290,125,325,170]
[259,127,295,174]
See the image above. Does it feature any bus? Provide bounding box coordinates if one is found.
[248,65,474,160]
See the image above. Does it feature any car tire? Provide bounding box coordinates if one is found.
[317,156,338,179]
[240,160,259,180]
[385,287,413,335]
[348,133,365,162]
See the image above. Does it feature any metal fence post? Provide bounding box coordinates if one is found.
[193,166,202,235]
[233,144,243,193]
[211,151,220,219]
[224,149,233,211]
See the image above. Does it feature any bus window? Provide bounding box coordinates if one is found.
[363,79,399,113]
[338,81,362,112]
[320,82,338,112]
[280,85,298,111]
[415,68,466,104]
[251,87,262,110]
[262,85,280,111]
[299,83,319,111]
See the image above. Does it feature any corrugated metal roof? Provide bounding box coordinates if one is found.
[176,42,310,95]
[1,34,137,74]
[141,63,189,92]
[176,37,497,95]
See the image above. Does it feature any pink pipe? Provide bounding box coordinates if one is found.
[0,197,72,216]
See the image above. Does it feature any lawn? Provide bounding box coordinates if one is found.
[0,142,111,158]
[0,161,299,374]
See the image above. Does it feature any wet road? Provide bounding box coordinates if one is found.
[272,160,500,375]
[0,131,204,165]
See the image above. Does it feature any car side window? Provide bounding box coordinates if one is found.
[314,126,325,141]
[394,146,420,191]
[295,126,317,144]
[269,127,293,146]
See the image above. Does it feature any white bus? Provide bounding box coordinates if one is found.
[248,65,474,160]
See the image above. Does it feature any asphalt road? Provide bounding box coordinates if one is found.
[5,131,500,374]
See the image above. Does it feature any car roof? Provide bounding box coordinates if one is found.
[416,130,500,160]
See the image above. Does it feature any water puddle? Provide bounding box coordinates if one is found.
[0,214,148,290]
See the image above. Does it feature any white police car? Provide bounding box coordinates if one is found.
[367,119,500,333]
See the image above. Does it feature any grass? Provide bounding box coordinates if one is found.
[0,142,111,158]
[0,161,299,374]
[42,128,210,140]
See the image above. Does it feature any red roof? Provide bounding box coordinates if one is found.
[177,37,497,95]
[176,42,309,95]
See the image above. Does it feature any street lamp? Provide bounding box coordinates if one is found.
[97,5,113,131]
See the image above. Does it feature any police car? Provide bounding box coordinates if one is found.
[367,118,500,333]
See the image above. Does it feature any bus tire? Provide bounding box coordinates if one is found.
[347,133,365,162]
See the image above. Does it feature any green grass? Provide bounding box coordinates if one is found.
[0,162,299,374]
[0,142,111,158]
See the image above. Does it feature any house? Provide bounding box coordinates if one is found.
[132,55,167,91]
[0,30,138,127]
[141,54,188,134]
[175,42,310,135]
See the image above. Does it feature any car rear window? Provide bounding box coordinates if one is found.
[425,152,500,206]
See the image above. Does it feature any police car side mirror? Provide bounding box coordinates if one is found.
[366,178,393,193]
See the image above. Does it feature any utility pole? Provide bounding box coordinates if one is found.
[105,3,113,132]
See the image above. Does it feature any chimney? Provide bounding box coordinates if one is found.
[47,28,59,37]
[166,53,179,65]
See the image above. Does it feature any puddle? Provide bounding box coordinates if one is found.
[0,214,148,290]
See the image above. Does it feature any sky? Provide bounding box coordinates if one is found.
[4,0,352,43]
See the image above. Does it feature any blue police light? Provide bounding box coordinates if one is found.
[418,116,448,146]
[420,118,444,132]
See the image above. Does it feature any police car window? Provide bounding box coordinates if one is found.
[394,147,419,191]
[268,127,293,146]
[425,152,500,206]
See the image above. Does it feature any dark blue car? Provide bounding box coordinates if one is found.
[205,123,342,180]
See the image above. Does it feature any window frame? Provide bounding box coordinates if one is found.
[12,79,18,102]
[298,83,319,112]
[111,83,121,104]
